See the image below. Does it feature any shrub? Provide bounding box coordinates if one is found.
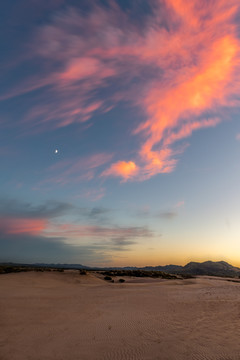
[79,269,87,275]
[119,278,125,283]
[104,276,112,281]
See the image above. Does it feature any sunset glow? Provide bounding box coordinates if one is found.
[1,0,240,267]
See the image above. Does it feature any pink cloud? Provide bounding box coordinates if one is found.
[0,217,47,236]
[0,214,152,247]
[59,57,115,83]
[174,201,185,209]
[2,1,240,180]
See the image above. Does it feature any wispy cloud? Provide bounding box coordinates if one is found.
[2,1,240,180]
[156,211,177,220]
[0,198,111,224]
[0,198,73,219]
[81,187,106,202]
[174,200,184,208]
[135,200,184,219]
[37,153,113,187]
[46,223,153,244]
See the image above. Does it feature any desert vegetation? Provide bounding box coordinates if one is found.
[0,264,197,280]
[79,269,87,275]
[100,269,181,279]
[0,264,65,274]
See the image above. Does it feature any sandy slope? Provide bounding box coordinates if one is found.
[0,271,240,360]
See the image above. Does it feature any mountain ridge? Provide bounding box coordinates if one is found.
[1,260,240,277]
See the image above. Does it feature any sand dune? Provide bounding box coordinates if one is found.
[0,271,240,360]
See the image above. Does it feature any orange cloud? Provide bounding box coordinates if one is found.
[134,33,239,179]
[110,1,239,180]
[86,1,240,181]
[164,118,221,147]
[101,161,139,181]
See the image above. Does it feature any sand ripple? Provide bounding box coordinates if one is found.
[0,272,240,359]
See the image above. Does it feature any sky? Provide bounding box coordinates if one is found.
[1,0,240,267]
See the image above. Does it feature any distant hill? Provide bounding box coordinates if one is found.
[129,261,240,277]
[1,260,240,277]
[181,261,240,277]
[141,261,240,277]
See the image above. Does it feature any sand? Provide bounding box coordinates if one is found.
[0,271,240,360]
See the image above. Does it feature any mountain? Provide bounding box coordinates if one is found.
[181,261,240,277]
[140,261,240,277]
[1,260,240,277]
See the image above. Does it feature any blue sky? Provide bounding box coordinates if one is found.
[1,0,240,266]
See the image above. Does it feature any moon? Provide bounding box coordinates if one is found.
[55,149,58,154]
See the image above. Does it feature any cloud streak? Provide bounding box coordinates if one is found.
[46,223,153,245]
[0,198,73,219]
[2,0,240,180]
[37,153,113,187]
[0,198,153,262]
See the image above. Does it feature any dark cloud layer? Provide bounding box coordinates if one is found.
[0,232,105,265]
[0,198,110,223]
[0,198,154,264]
[136,207,178,220]
[0,198,73,219]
